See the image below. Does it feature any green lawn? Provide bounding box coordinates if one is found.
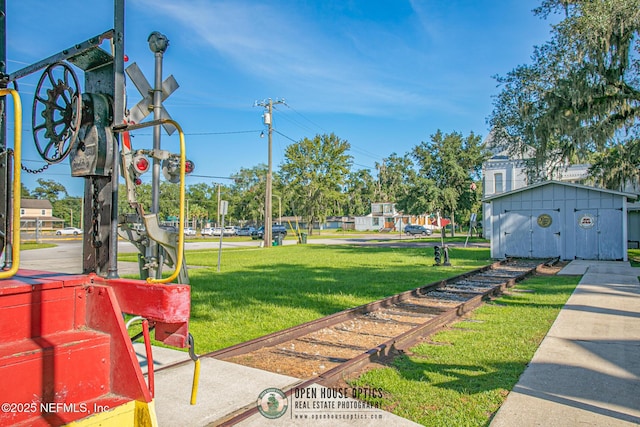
[349,274,580,426]
[123,244,581,425]
[19,242,56,250]
[57,241,618,424]
[120,244,493,351]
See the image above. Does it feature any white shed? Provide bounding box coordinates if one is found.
[483,181,637,261]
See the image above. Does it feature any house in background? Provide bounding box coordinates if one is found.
[481,132,590,237]
[355,202,398,232]
[19,199,64,230]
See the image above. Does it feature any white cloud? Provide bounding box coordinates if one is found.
[135,0,443,116]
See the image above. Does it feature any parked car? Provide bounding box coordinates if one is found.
[236,226,255,236]
[56,227,83,236]
[201,227,214,236]
[202,227,223,236]
[251,225,288,240]
[183,227,196,236]
[404,224,432,236]
[223,226,238,236]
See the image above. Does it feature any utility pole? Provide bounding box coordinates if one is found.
[255,98,285,247]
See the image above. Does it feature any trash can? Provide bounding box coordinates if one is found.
[274,235,283,246]
[300,232,307,244]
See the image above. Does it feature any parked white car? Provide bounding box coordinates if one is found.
[56,227,83,236]
[183,227,196,236]
[223,226,238,236]
[201,227,214,236]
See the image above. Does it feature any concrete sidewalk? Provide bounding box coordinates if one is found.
[491,260,640,426]
[134,344,421,427]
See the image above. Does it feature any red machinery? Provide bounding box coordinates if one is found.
[0,1,197,425]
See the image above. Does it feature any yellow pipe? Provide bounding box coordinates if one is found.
[190,358,200,405]
[114,118,186,284]
[145,119,185,284]
[0,89,22,279]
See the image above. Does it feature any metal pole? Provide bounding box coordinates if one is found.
[217,183,220,226]
[148,31,168,279]
[265,99,273,247]
[0,0,8,261]
[107,0,125,278]
[217,212,224,272]
[149,32,168,214]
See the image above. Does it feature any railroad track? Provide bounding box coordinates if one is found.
[157,258,549,425]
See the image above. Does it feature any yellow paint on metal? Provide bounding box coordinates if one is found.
[0,89,22,279]
[65,400,158,427]
[191,358,201,405]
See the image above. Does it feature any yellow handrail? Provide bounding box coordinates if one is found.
[146,119,185,284]
[115,118,186,284]
[0,89,22,279]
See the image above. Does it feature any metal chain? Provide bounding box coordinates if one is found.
[16,144,60,174]
[91,180,102,248]
[21,161,50,174]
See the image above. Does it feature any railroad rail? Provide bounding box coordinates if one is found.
[154,258,550,425]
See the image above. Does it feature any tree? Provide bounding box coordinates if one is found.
[21,183,31,198]
[53,197,82,228]
[343,169,376,216]
[32,178,68,201]
[280,133,352,234]
[412,130,486,236]
[489,0,640,185]
[374,153,415,203]
[589,138,640,191]
[185,182,220,226]
[230,165,267,224]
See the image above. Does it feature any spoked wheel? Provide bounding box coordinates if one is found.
[32,62,82,164]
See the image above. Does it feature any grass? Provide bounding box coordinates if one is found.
[19,242,56,250]
[629,248,640,267]
[120,244,493,352]
[348,273,580,426]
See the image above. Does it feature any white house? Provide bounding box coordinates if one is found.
[355,202,408,232]
[481,132,590,237]
[19,199,64,230]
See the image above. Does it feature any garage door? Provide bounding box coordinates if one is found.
[575,208,623,260]
[500,210,561,258]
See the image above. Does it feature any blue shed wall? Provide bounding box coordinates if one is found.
[488,183,628,260]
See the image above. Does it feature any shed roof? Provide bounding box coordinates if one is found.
[482,180,638,203]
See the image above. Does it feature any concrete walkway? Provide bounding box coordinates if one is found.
[491,260,640,427]
[134,344,422,427]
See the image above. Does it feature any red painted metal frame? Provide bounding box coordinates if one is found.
[0,269,191,425]
[91,275,191,348]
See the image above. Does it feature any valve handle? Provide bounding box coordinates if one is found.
[31,62,82,164]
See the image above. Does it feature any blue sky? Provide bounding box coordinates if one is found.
[6,1,555,197]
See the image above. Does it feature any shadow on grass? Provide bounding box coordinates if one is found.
[393,354,525,396]
[186,245,491,326]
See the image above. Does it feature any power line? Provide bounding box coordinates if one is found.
[279,102,328,134]
[273,129,298,144]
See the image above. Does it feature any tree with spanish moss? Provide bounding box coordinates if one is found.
[489,0,640,187]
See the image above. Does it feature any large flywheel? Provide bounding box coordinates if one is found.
[31,62,82,163]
